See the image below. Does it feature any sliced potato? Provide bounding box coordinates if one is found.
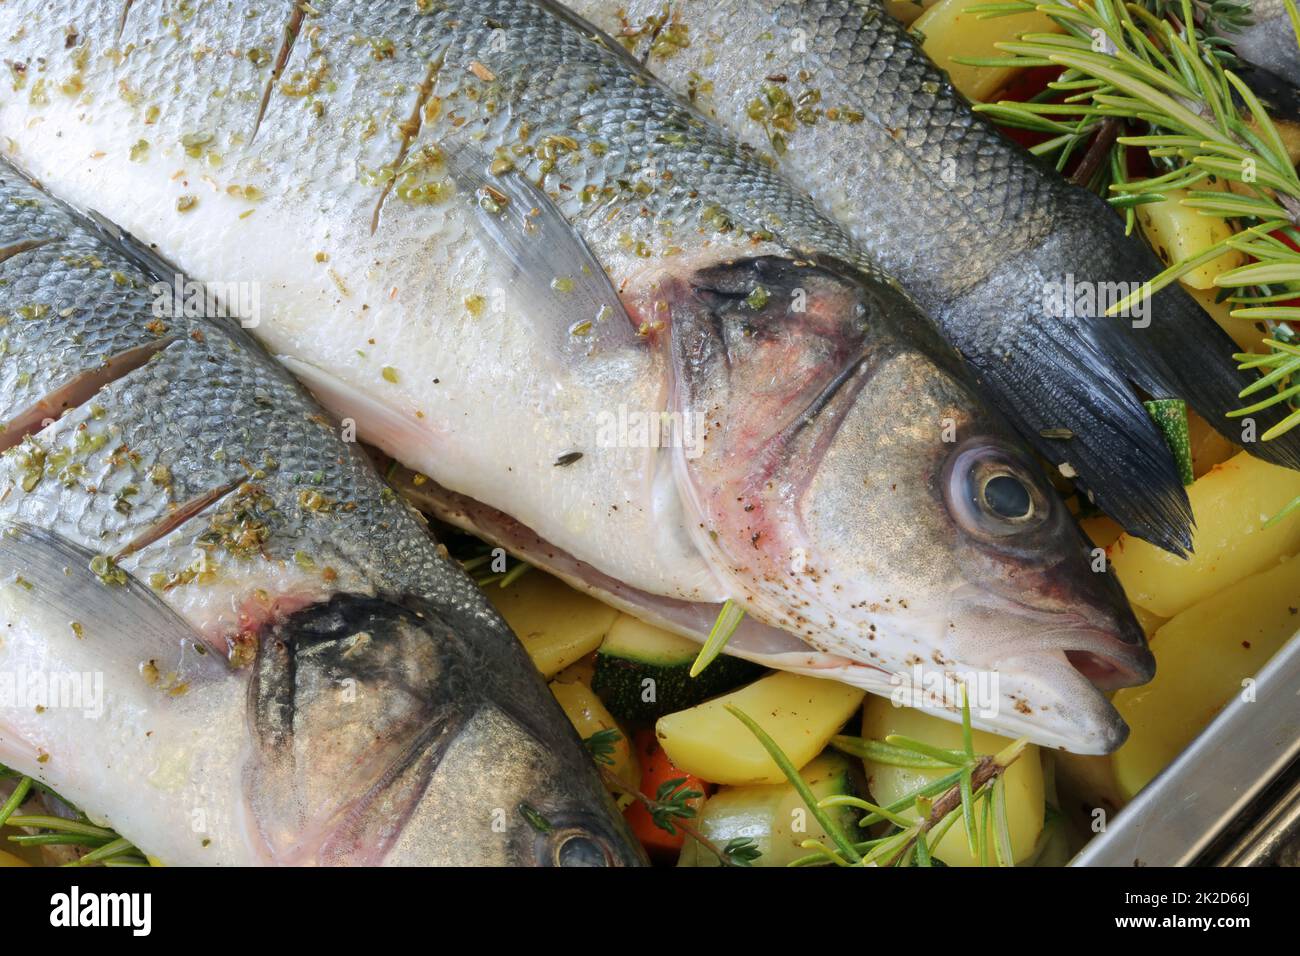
[1080,514,1123,550]
[1136,188,1244,289]
[1182,282,1269,355]
[885,0,939,26]
[1028,809,1072,867]
[551,653,597,687]
[912,0,1063,101]
[860,695,1044,866]
[1108,452,1300,618]
[1131,603,1168,641]
[1110,553,1300,798]
[0,846,29,867]
[1053,750,1128,821]
[549,679,640,805]
[655,672,864,786]
[1185,405,1239,479]
[486,570,618,678]
[677,753,861,867]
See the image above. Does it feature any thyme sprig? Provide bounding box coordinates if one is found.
[583,730,761,866]
[1138,0,1254,60]
[594,767,760,866]
[457,543,533,587]
[584,727,622,768]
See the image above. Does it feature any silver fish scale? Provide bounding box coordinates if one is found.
[765,0,1057,292]
[303,0,847,258]
[0,197,165,432]
[0,163,481,617]
[67,0,883,284]
[394,0,872,271]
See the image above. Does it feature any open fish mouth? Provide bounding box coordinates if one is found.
[944,593,1155,692]
[1048,624,1155,693]
[1067,648,1149,693]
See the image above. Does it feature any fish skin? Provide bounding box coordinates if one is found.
[0,162,644,867]
[1233,0,1300,86]
[0,0,1150,753]
[562,0,1300,555]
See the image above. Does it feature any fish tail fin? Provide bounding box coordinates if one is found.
[974,321,1195,556]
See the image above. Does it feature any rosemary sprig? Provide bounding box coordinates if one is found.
[689,598,746,677]
[964,0,1300,447]
[732,692,1029,867]
[0,763,145,866]
[829,734,953,768]
[727,704,864,864]
[0,775,32,829]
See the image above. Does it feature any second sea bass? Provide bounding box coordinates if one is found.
[563,0,1300,554]
[0,0,1148,752]
[0,161,643,866]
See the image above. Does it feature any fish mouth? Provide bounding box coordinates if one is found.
[1065,644,1154,693]
[995,603,1156,694]
[948,576,1153,674]
[930,592,1154,752]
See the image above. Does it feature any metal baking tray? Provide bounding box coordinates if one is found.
[1070,633,1300,866]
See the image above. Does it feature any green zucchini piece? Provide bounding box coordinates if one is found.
[1144,398,1193,486]
[591,614,763,722]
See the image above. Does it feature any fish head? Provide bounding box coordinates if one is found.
[662,255,1152,753]
[415,695,650,868]
[244,593,644,866]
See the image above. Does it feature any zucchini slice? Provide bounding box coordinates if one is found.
[592,614,763,722]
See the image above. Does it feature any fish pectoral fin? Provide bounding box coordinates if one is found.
[440,140,639,356]
[0,520,226,687]
[80,206,185,285]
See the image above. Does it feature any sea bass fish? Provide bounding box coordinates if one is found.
[0,0,1150,752]
[562,0,1300,555]
[0,162,644,867]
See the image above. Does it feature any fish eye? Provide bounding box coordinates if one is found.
[943,438,1050,540]
[981,473,1033,520]
[552,830,613,867]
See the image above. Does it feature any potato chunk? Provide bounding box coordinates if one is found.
[550,678,640,804]
[655,672,863,785]
[913,0,1062,101]
[1136,188,1243,289]
[1110,553,1300,798]
[1108,452,1300,618]
[486,570,618,678]
[859,696,1044,866]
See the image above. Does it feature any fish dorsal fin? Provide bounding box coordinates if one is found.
[440,141,638,358]
[0,521,226,687]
